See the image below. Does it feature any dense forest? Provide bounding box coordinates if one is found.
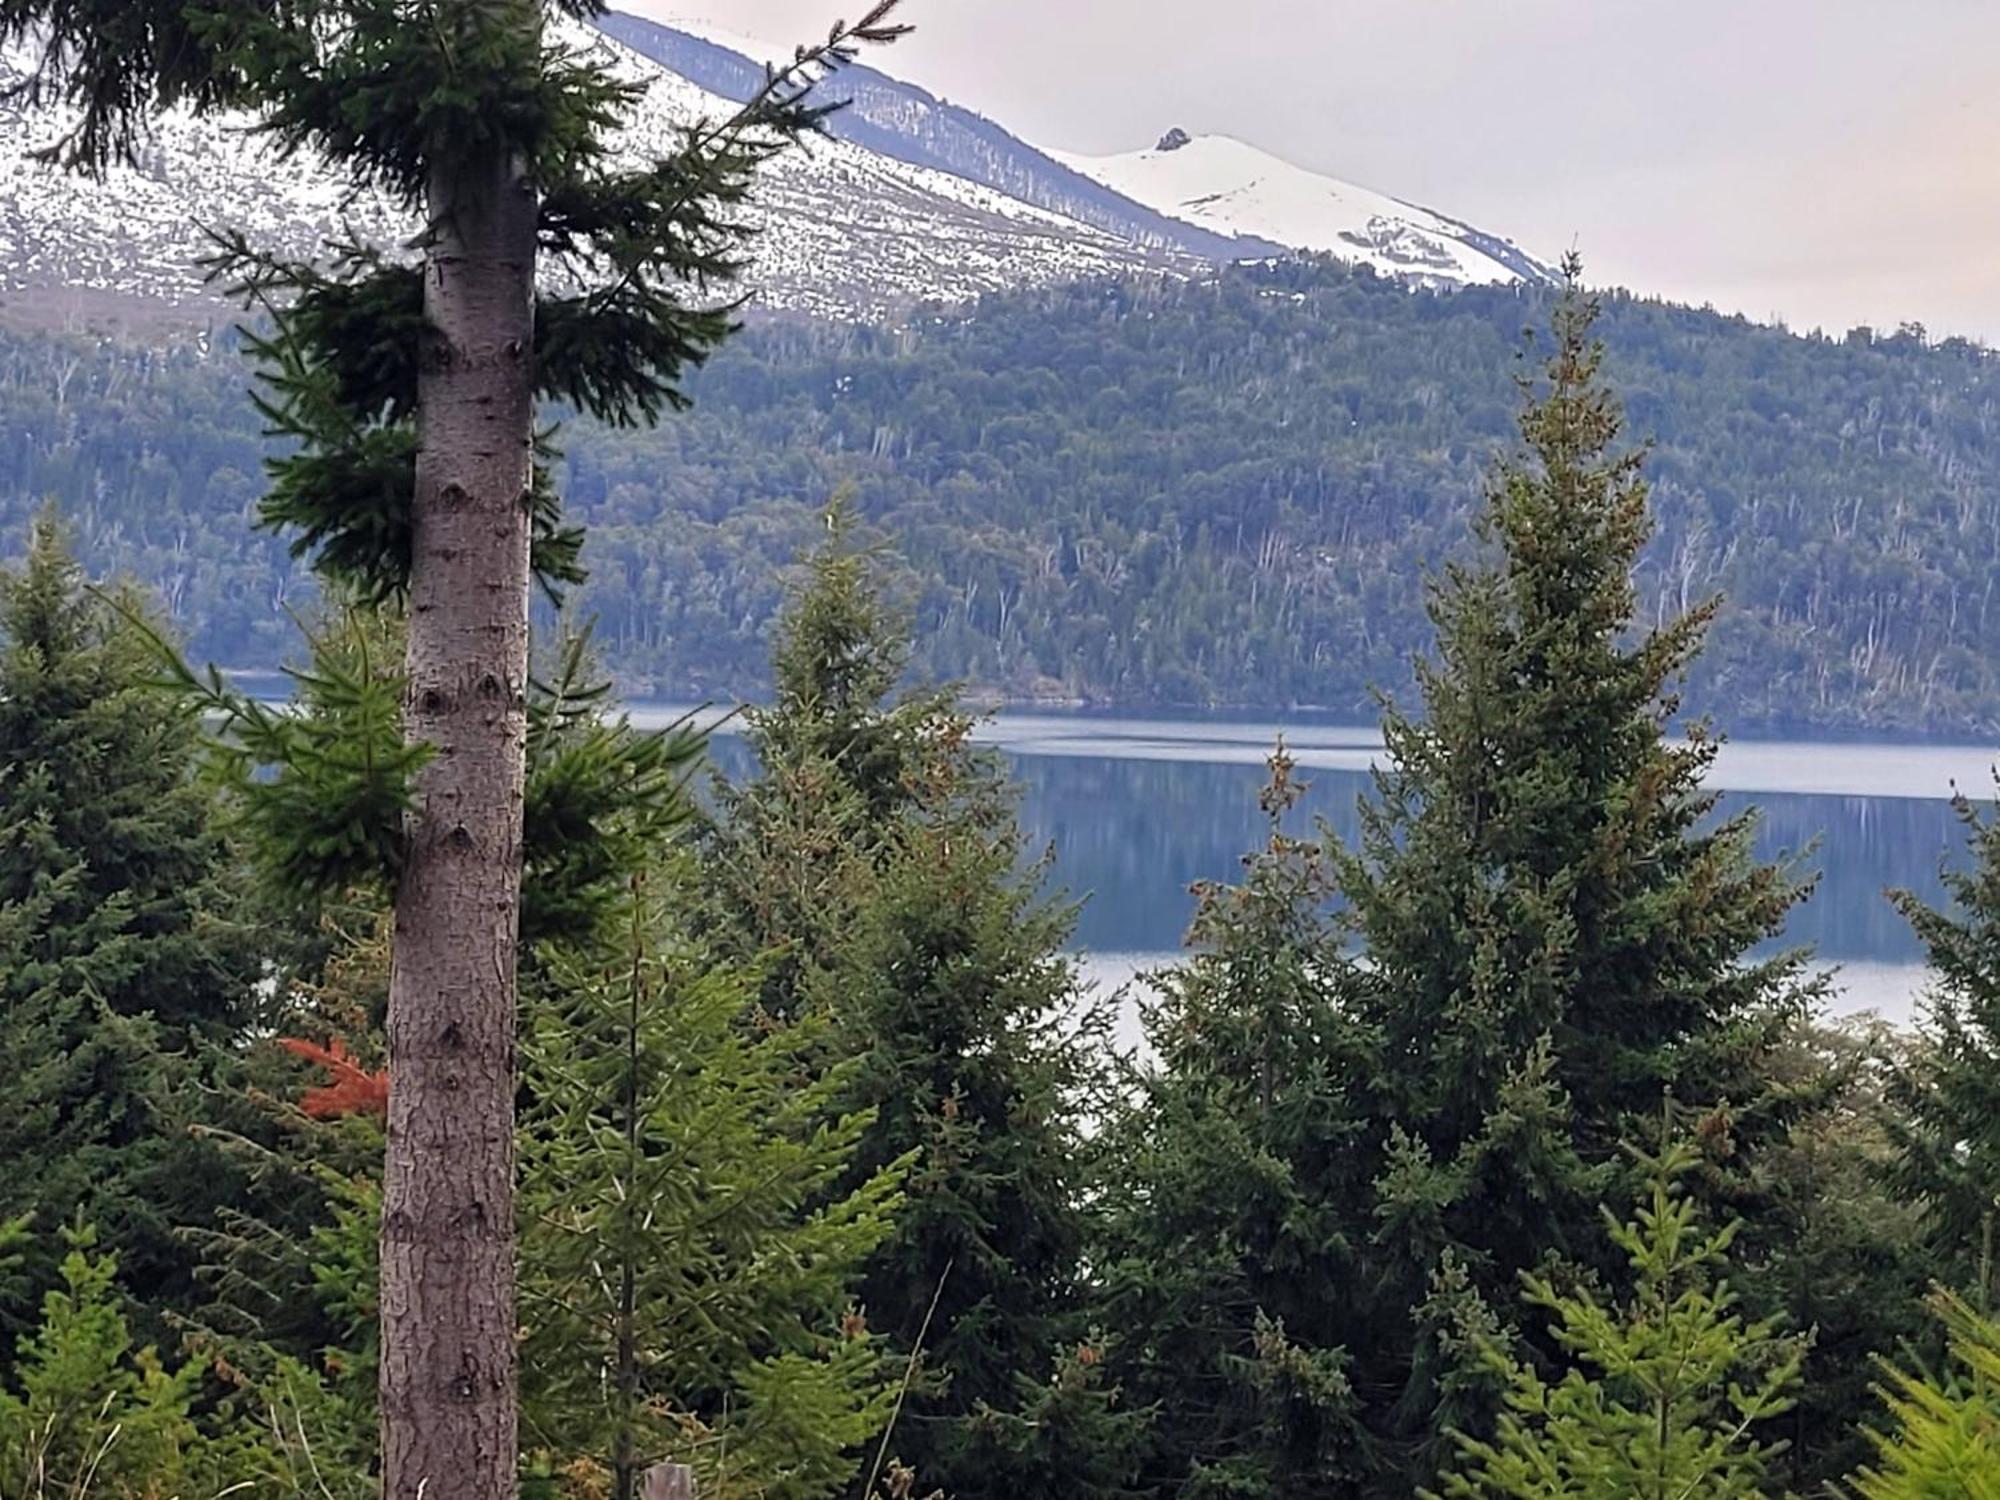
[5,258,1999,731]
[21,0,2000,1496]
[14,281,2000,1498]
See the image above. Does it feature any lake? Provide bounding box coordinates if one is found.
[641,706,2000,1032]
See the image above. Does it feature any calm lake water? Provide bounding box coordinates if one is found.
[643,706,2000,1033]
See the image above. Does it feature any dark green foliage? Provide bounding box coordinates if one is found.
[829,816,1103,1468]
[0,506,254,1034]
[1890,783,2000,1287]
[1333,264,1812,1186]
[164,609,428,895]
[520,878,905,1500]
[701,508,1139,1500]
[161,609,704,947]
[1101,266,1819,1496]
[953,1340,1151,1500]
[1318,263,1813,1392]
[1094,747,1372,1499]
[189,0,627,207]
[1747,1019,1934,1491]
[0,0,263,168]
[699,496,964,1018]
[182,907,391,1384]
[519,634,707,950]
[191,875,911,1500]
[10,262,2000,731]
[1429,1137,1805,1499]
[0,509,259,1351]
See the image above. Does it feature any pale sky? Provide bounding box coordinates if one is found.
[622,0,2000,342]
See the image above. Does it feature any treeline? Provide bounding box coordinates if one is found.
[10,282,2000,1498]
[6,258,2000,730]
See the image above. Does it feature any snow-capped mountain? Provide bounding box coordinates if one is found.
[0,21,1189,322]
[0,14,1549,324]
[1051,129,1556,288]
[595,11,1287,265]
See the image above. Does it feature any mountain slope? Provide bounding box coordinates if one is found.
[6,261,1997,734]
[595,10,1288,264]
[1052,130,1555,287]
[2,14,1552,323]
[0,22,1185,324]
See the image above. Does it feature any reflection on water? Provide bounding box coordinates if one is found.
[1017,755,1968,1026]
[1010,753,1972,963]
[649,705,1996,1029]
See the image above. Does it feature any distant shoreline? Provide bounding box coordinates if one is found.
[215,665,2000,756]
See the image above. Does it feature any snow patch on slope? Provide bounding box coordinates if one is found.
[1049,132,1553,288]
[0,23,1185,321]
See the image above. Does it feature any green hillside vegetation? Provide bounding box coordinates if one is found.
[6,273,2000,1496]
[3,258,1997,730]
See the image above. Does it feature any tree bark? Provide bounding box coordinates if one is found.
[381,104,538,1500]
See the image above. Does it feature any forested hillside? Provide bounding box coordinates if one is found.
[4,259,1997,731]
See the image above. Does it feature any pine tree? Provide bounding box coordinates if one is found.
[0,509,258,1353]
[1751,1018,1932,1491]
[1890,783,2000,1286]
[702,505,1137,1499]
[1094,747,1377,1498]
[0,506,252,1036]
[1102,262,1817,1496]
[185,660,901,1498]
[700,494,955,1021]
[1850,1291,2000,1498]
[1329,258,1812,1471]
[0,5,905,1493]
[518,874,905,1500]
[1429,1136,1803,1500]
[0,1224,251,1500]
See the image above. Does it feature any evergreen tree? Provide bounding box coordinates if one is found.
[1752,1018,1933,1491]
[1850,1291,2000,1498]
[1094,745,1374,1499]
[1429,1136,1803,1500]
[0,3,905,1491]
[702,507,1139,1500]
[0,509,257,1351]
[700,495,954,1021]
[0,506,252,1035]
[1326,259,1812,1475]
[1101,262,1816,1496]
[518,874,906,1500]
[1891,782,2000,1287]
[0,1224,262,1500]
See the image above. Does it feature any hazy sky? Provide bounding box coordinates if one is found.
[624,0,2000,342]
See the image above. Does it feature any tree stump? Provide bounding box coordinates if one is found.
[640,1462,697,1500]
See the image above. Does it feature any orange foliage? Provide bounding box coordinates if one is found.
[277,1036,390,1119]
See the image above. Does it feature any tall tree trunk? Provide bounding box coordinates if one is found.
[381,110,538,1500]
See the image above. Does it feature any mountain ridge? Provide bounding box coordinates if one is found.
[594,10,1291,266]
[2,12,1551,325]
[1050,131,1556,288]
[0,19,1184,325]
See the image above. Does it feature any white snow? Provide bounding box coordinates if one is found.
[1,27,1551,322]
[1049,132,1544,288]
[0,22,1180,321]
